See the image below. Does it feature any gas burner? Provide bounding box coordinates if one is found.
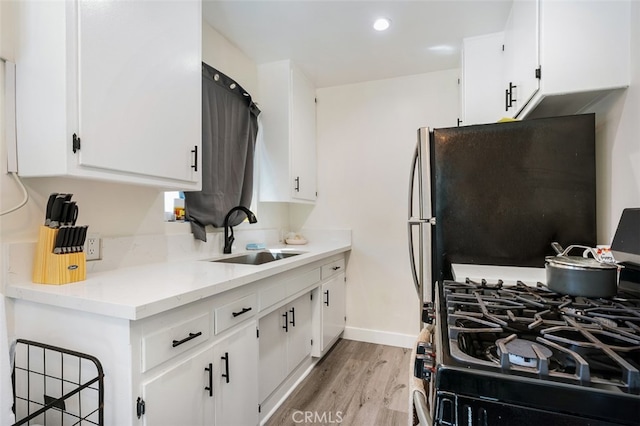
[496,336,553,368]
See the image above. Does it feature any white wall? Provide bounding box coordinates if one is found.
[292,70,460,344]
[591,0,640,243]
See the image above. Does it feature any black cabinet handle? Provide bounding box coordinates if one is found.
[172,331,202,347]
[191,146,198,172]
[221,352,230,383]
[204,363,213,397]
[505,88,510,111]
[294,176,300,192]
[332,266,341,271]
[509,82,517,106]
[282,311,289,332]
[289,307,296,327]
[324,290,330,307]
[232,307,252,317]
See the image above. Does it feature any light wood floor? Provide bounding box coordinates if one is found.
[265,339,411,426]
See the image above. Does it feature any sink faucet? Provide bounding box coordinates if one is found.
[223,206,257,254]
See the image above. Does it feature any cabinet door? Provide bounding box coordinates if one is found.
[214,322,258,426]
[461,33,505,125]
[76,0,201,185]
[322,273,346,353]
[503,0,539,117]
[141,346,214,426]
[286,293,312,371]
[258,308,288,402]
[290,66,317,202]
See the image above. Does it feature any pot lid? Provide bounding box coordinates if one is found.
[546,255,618,270]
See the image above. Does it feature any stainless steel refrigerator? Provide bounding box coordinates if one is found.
[408,114,597,325]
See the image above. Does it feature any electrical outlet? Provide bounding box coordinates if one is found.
[85,234,101,261]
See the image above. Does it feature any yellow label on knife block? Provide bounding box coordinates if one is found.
[33,226,86,285]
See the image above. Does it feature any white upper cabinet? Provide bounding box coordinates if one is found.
[258,60,317,203]
[15,0,202,190]
[501,0,630,119]
[502,0,540,117]
[461,32,505,125]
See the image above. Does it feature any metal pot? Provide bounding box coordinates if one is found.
[545,242,619,298]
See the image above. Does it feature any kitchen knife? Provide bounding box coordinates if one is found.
[62,227,73,254]
[44,193,58,226]
[60,202,71,227]
[53,227,67,254]
[78,226,88,252]
[49,195,66,228]
[69,227,80,254]
[62,201,78,226]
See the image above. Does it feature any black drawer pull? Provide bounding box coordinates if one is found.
[289,307,296,327]
[232,307,252,317]
[332,266,341,271]
[324,290,330,306]
[172,331,202,347]
[283,311,289,332]
[204,363,213,397]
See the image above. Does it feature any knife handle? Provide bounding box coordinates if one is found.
[78,226,89,251]
[49,196,65,228]
[45,193,58,226]
[60,202,71,227]
[53,227,66,254]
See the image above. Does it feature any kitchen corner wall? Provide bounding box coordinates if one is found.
[590,0,640,243]
[291,70,460,344]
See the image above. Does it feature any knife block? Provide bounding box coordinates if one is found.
[32,226,86,285]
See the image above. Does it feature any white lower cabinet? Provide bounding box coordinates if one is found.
[259,292,312,403]
[312,258,346,357]
[141,320,258,426]
[11,252,347,425]
[141,346,213,426]
[319,272,346,355]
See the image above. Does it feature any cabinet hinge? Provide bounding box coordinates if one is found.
[535,67,542,79]
[72,133,81,153]
[136,397,145,419]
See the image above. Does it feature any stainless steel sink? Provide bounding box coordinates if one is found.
[211,251,302,265]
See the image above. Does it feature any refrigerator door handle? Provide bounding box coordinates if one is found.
[408,220,421,296]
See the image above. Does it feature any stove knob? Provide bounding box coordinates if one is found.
[416,341,433,355]
[422,302,436,324]
[414,353,435,381]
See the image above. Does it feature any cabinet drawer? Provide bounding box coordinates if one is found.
[321,258,345,280]
[215,294,257,335]
[285,268,321,298]
[259,282,286,312]
[142,312,210,372]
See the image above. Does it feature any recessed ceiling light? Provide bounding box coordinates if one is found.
[373,18,391,31]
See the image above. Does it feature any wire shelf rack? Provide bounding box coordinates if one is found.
[12,339,104,426]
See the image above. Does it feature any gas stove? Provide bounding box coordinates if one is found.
[422,278,640,426]
[444,279,640,395]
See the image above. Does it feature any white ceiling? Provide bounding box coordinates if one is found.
[202,0,514,88]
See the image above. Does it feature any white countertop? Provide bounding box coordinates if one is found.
[5,241,350,321]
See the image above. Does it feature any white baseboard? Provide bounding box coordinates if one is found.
[343,326,416,349]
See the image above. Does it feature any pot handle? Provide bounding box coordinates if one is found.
[553,243,603,262]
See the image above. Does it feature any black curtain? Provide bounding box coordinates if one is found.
[185,63,260,241]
